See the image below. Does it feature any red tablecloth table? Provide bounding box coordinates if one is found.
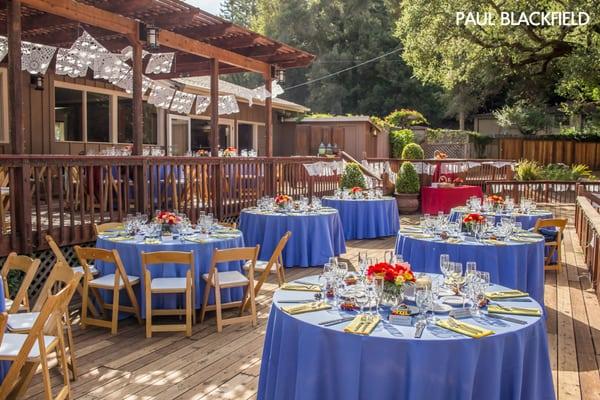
[420,185,483,214]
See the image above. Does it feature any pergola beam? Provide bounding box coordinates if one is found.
[19,0,271,75]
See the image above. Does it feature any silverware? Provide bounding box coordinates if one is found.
[354,321,365,333]
[485,313,527,325]
[414,321,426,338]
[491,303,512,312]
[448,318,481,335]
[493,298,532,302]
[278,300,313,304]
[295,280,316,286]
[319,317,354,327]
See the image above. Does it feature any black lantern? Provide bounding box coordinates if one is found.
[276,68,285,84]
[31,74,44,91]
[147,26,159,49]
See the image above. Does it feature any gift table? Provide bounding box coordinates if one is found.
[421,185,483,214]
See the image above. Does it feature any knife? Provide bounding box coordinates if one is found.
[278,300,314,304]
[414,322,426,338]
[485,313,528,325]
[493,298,532,302]
[319,317,355,327]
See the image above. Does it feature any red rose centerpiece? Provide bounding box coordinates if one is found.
[349,186,363,199]
[275,194,292,210]
[462,213,486,234]
[367,261,416,305]
[155,211,181,234]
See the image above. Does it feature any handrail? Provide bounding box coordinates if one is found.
[575,194,600,299]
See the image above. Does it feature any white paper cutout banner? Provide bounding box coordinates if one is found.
[148,84,176,109]
[195,95,210,114]
[21,41,56,75]
[56,30,108,78]
[170,91,196,114]
[145,52,174,74]
[0,37,7,63]
[272,82,284,98]
[218,95,239,115]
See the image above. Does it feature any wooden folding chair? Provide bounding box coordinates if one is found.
[0,277,78,400]
[242,232,290,311]
[219,222,237,229]
[533,218,568,271]
[141,251,195,338]
[74,246,142,335]
[93,222,125,236]
[7,261,83,381]
[1,252,41,313]
[46,234,101,317]
[200,246,260,333]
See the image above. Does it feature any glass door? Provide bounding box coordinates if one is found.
[167,114,190,155]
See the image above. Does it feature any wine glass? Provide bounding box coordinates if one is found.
[415,289,429,322]
[465,261,477,282]
[354,284,369,317]
[439,254,450,283]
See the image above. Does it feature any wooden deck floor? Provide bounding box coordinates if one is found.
[24,205,600,400]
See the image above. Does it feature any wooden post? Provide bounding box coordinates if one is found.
[210,58,219,157]
[265,74,273,157]
[130,37,146,214]
[7,0,31,253]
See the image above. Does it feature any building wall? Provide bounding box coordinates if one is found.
[0,67,294,156]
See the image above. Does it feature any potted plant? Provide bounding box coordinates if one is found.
[401,143,425,160]
[395,162,420,213]
[340,163,366,189]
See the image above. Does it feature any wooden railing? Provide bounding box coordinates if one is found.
[364,158,515,187]
[0,155,341,256]
[484,180,600,204]
[575,192,600,299]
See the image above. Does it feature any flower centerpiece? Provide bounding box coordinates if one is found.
[349,186,363,199]
[367,261,416,305]
[223,147,237,157]
[462,213,486,234]
[274,194,292,210]
[155,211,181,234]
[487,194,504,211]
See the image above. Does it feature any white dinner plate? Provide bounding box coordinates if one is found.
[441,296,468,306]
[432,303,453,313]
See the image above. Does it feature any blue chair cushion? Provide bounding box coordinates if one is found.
[539,227,558,242]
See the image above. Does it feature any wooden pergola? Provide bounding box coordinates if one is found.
[0,0,315,158]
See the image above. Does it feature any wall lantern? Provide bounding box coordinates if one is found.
[31,74,44,91]
[147,26,159,49]
[276,69,285,84]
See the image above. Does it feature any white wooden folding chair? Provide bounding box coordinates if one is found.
[75,246,142,335]
[93,222,125,236]
[200,246,259,332]
[141,251,195,338]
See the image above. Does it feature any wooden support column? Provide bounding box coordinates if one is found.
[7,0,31,253]
[130,37,146,214]
[210,58,219,157]
[265,75,273,157]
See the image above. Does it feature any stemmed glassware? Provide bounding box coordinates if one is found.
[439,254,450,284]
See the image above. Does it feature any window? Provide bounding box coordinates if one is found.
[219,125,230,149]
[190,119,210,152]
[238,124,254,150]
[117,98,158,144]
[55,87,83,141]
[86,92,110,142]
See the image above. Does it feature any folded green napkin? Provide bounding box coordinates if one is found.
[436,318,494,338]
[487,305,541,316]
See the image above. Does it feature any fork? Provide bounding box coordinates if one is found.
[448,318,481,335]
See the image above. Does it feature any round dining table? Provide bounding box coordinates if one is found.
[421,185,483,214]
[239,207,346,268]
[258,275,554,400]
[320,196,399,240]
[96,230,245,315]
[0,277,7,382]
[395,231,545,305]
[449,207,553,230]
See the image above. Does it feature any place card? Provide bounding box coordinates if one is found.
[449,309,472,319]
[389,314,413,326]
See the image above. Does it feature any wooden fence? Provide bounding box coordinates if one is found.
[499,138,600,169]
[484,180,600,204]
[0,156,340,256]
[575,190,600,299]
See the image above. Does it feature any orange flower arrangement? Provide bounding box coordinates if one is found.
[350,186,363,194]
[155,211,181,225]
[463,213,486,224]
[434,150,448,160]
[275,194,292,206]
[487,195,504,205]
[223,147,237,157]
[367,262,416,298]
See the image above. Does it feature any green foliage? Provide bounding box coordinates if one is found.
[493,101,547,135]
[395,162,420,194]
[389,129,414,158]
[516,160,595,181]
[340,163,366,189]
[384,109,428,128]
[426,129,470,144]
[557,125,600,142]
[6,270,23,297]
[401,143,424,160]
[220,0,258,27]
[469,132,493,158]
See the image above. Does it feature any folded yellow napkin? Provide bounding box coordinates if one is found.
[183,237,210,244]
[486,290,529,300]
[436,319,494,338]
[482,239,507,246]
[511,237,540,243]
[487,305,541,316]
[281,301,331,315]
[212,233,239,239]
[445,238,463,244]
[406,233,434,239]
[280,283,322,292]
[344,315,381,335]
[144,238,161,244]
[108,236,134,242]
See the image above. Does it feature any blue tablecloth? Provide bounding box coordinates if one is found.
[96,234,245,315]
[395,232,545,305]
[239,208,346,268]
[321,197,399,240]
[258,275,555,400]
[449,208,553,230]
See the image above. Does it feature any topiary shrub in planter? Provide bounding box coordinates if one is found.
[389,129,414,158]
[395,162,420,213]
[401,143,425,160]
[340,162,366,189]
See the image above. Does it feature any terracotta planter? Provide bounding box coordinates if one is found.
[395,193,419,214]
